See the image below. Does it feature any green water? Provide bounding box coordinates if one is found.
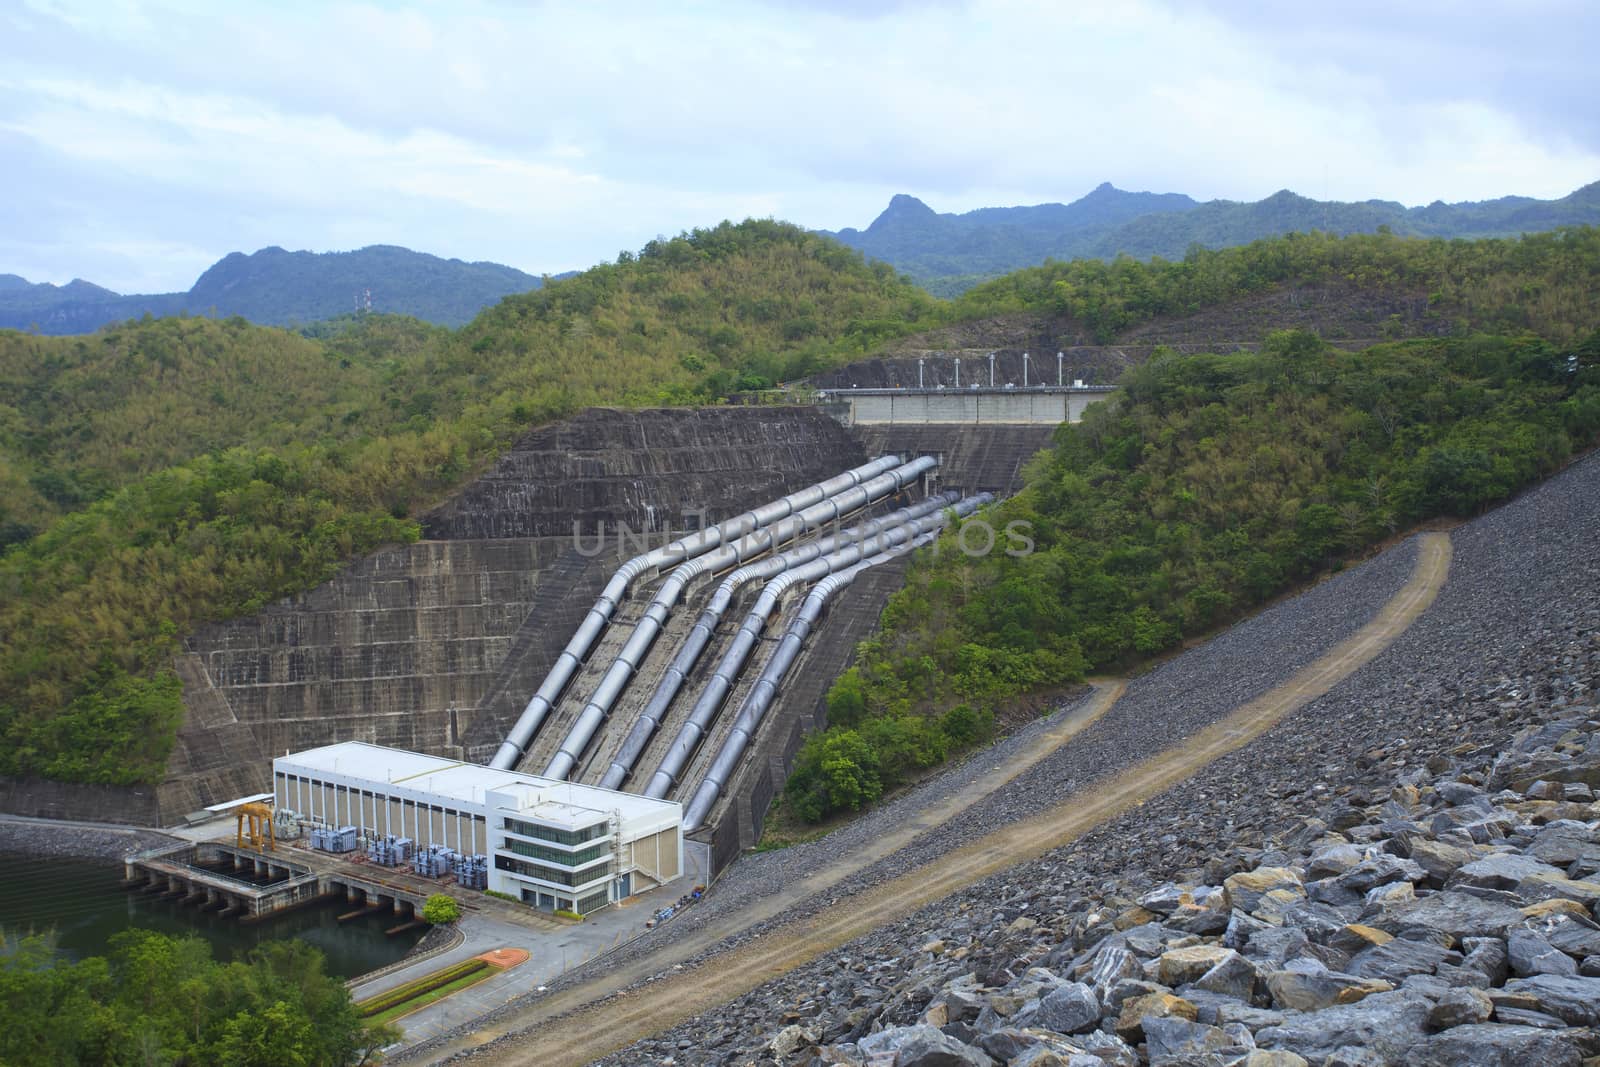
[0,854,424,978]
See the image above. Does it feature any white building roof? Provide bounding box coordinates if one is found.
[275,741,679,835]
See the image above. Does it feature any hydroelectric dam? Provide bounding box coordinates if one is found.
[2,379,1106,881]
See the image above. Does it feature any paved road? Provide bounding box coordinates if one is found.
[419,533,1451,1066]
[367,840,712,1046]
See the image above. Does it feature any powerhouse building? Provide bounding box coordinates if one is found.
[272,742,682,914]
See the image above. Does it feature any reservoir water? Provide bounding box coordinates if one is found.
[0,853,425,978]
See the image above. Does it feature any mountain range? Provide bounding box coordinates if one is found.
[0,244,548,334]
[824,181,1600,295]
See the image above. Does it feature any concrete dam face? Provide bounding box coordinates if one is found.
[1,405,1053,835]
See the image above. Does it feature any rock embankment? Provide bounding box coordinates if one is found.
[594,451,1598,1065]
[760,710,1600,1066]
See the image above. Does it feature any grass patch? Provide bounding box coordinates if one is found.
[356,957,490,1019]
[754,792,853,850]
[363,966,497,1026]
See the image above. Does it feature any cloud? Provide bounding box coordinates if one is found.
[2,0,1596,291]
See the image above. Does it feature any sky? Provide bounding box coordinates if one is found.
[3,0,1597,294]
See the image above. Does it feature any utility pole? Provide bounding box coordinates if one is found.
[1057,351,1064,386]
[954,358,961,388]
[1023,352,1029,387]
[988,352,995,387]
[917,358,924,389]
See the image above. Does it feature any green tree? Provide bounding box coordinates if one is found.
[422,893,462,925]
[785,729,883,822]
[0,930,395,1067]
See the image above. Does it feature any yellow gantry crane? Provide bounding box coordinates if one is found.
[235,802,277,851]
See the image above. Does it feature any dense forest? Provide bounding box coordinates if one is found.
[952,225,1600,344]
[0,931,394,1066]
[3,221,1600,789]
[785,326,1600,822]
[0,219,939,785]
[827,181,1600,295]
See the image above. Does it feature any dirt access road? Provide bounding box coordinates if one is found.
[425,533,1451,1067]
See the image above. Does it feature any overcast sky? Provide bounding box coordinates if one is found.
[3,0,1597,293]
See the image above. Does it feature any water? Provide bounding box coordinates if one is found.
[0,854,424,978]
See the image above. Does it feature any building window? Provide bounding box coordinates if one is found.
[499,838,610,867]
[493,854,612,888]
[502,817,608,846]
[576,889,609,915]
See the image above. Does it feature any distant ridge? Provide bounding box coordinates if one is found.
[823,181,1600,295]
[0,244,552,334]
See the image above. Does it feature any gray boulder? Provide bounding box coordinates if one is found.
[1140,1016,1242,1064]
[1528,822,1598,867]
[1450,852,1566,892]
[1426,986,1493,1028]
[1491,1006,1570,1028]
[1013,1048,1099,1067]
[1264,967,1392,1012]
[1254,990,1432,1062]
[1530,912,1600,959]
[1460,936,1510,984]
[1508,931,1579,977]
[1191,949,1260,1001]
[1331,854,1426,895]
[1076,1029,1139,1066]
[1345,937,1460,983]
[1380,890,1525,939]
[1181,988,1286,1029]
[1306,843,1366,879]
[1502,974,1600,1025]
[857,1024,995,1067]
[1407,839,1475,884]
[1409,1023,1596,1067]
[1243,926,1312,967]
[1084,943,1141,998]
[1032,982,1099,1035]
[974,1028,1091,1064]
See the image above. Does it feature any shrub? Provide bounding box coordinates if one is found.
[356,958,487,1016]
[421,893,461,925]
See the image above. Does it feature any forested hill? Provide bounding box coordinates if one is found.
[825,180,1600,295]
[790,332,1600,825]
[0,220,940,786]
[0,244,549,334]
[2,222,1598,792]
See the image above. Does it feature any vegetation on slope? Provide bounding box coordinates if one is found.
[787,328,1600,822]
[0,930,396,1066]
[5,221,1599,790]
[952,226,1600,344]
[0,313,446,542]
[0,219,938,786]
